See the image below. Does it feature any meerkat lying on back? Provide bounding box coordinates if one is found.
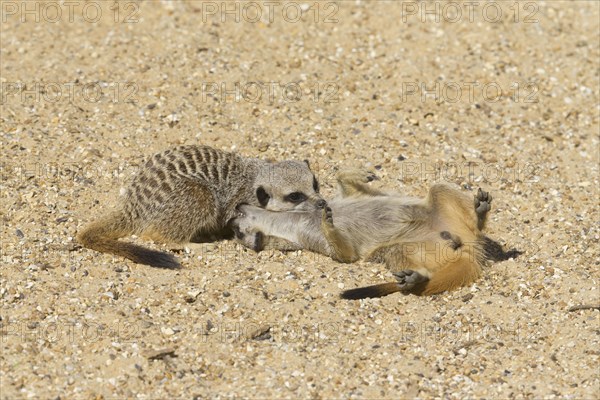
[77,145,326,268]
[232,169,520,298]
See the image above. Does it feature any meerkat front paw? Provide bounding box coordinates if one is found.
[231,221,264,252]
[231,206,256,234]
[230,207,265,252]
[322,206,334,227]
[338,168,380,184]
[363,170,380,183]
[392,270,429,291]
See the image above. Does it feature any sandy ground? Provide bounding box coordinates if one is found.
[1,1,599,398]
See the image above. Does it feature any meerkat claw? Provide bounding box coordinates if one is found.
[252,231,264,252]
[322,206,334,226]
[366,171,380,182]
[474,188,492,215]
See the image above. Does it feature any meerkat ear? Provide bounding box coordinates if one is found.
[256,186,270,207]
[303,159,310,169]
[313,176,320,192]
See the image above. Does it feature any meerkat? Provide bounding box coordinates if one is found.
[77,145,326,268]
[232,169,520,298]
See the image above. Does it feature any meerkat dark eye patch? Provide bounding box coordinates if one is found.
[312,176,319,192]
[256,186,270,207]
[284,192,307,203]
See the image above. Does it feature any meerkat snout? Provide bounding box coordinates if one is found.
[316,199,327,209]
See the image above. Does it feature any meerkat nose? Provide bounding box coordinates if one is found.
[316,199,327,209]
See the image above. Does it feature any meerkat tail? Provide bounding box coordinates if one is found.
[77,212,180,269]
[343,257,485,299]
[340,282,402,300]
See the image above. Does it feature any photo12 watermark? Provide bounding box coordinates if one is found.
[193,1,339,24]
[0,81,138,105]
[1,319,142,345]
[1,1,140,23]
[400,1,539,24]
[198,320,340,344]
[312,160,542,187]
[4,157,330,185]
[401,81,539,104]
[397,161,542,185]
[3,161,139,185]
[201,81,339,104]
[398,320,548,345]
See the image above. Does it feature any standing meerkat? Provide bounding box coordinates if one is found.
[232,169,520,298]
[77,145,326,268]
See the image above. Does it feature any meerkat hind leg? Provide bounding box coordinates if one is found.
[414,257,482,295]
[143,178,221,244]
[393,270,430,291]
[474,188,492,230]
[340,244,431,299]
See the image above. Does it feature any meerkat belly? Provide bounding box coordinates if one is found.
[329,196,428,256]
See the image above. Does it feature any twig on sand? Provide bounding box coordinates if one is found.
[143,348,177,360]
[568,304,600,312]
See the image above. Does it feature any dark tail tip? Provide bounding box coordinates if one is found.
[340,287,374,300]
[139,249,181,269]
[151,253,181,269]
[340,282,401,300]
[122,244,180,269]
[483,236,523,262]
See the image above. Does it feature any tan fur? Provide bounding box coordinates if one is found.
[233,169,512,297]
[78,145,325,268]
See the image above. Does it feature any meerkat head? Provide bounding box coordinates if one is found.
[254,160,326,212]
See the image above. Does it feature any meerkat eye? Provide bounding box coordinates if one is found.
[312,176,319,193]
[285,192,307,203]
